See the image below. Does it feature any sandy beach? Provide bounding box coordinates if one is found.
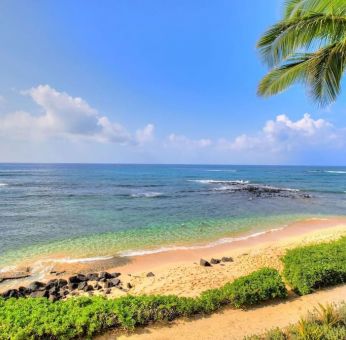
[101,216,346,298]
[1,216,346,298]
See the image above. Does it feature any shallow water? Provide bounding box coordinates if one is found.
[0,163,346,268]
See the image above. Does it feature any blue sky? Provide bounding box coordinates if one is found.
[0,0,345,165]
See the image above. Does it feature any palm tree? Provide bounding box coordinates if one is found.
[257,0,346,106]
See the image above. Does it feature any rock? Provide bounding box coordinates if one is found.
[30,290,48,298]
[2,289,18,298]
[68,274,87,284]
[48,287,59,295]
[83,285,93,292]
[76,274,87,282]
[18,286,30,296]
[110,272,121,278]
[60,289,69,296]
[46,279,58,290]
[28,281,46,291]
[109,278,120,286]
[86,273,99,281]
[68,282,78,290]
[126,282,133,289]
[94,284,102,290]
[56,279,68,288]
[99,272,112,279]
[68,276,80,284]
[49,294,58,302]
[210,258,221,264]
[146,272,155,277]
[105,288,111,294]
[104,281,114,289]
[99,278,107,283]
[221,256,233,262]
[78,281,88,290]
[200,259,211,267]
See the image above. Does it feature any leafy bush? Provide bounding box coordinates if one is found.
[246,302,346,340]
[282,236,346,295]
[225,268,287,308]
[0,268,286,339]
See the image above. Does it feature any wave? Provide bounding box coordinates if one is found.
[0,183,8,187]
[325,170,346,174]
[189,179,249,185]
[120,226,285,257]
[46,255,114,264]
[130,192,164,198]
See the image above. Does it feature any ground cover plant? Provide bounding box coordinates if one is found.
[0,268,287,339]
[246,302,346,339]
[282,236,346,295]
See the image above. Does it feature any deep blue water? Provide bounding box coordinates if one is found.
[0,163,346,266]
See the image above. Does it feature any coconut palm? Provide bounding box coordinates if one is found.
[257,0,346,105]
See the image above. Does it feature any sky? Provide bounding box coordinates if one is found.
[0,0,345,165]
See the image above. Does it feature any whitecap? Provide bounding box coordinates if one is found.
[130,192,163,198]
[0,183,8,187]
[189,179,249,185]
[325,170,346,174]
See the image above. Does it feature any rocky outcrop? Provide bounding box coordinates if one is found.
[1,271,129,302]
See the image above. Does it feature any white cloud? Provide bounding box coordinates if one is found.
[220,113,342,153]
[136,123,155,144]
[0,85,154,145]
[167,133,212,148]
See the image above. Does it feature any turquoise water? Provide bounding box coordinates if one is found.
[0,164,346,267]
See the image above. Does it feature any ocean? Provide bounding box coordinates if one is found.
[0,163,346,269]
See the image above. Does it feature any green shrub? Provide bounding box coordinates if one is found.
[246,303,346,340]
[282,236,346,295]
[225,268,287,308]
[0,268,286,339]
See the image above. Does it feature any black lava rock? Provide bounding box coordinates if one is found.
[86,273,99,281]
[99,272,112,279]
[200,259,211,267]
[28,281,46,291]
[221,256,233,262]
[78,281,88,290]
[210,258,221,264]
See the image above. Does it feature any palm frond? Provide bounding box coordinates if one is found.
[257,54,311,96]
[257,13,346,67]
[285,0,346,19]
[307,41,346,105]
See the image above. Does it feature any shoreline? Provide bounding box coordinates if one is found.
[1,215,345,296]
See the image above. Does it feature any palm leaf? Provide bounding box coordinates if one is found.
[257,13,346,67]
[258,54,311,96]
[285,0,346,19]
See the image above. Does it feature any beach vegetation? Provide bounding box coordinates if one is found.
[0,268,286,339]
[257,0,346,105]
[282,236,346,295]
[245,302,346,339]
